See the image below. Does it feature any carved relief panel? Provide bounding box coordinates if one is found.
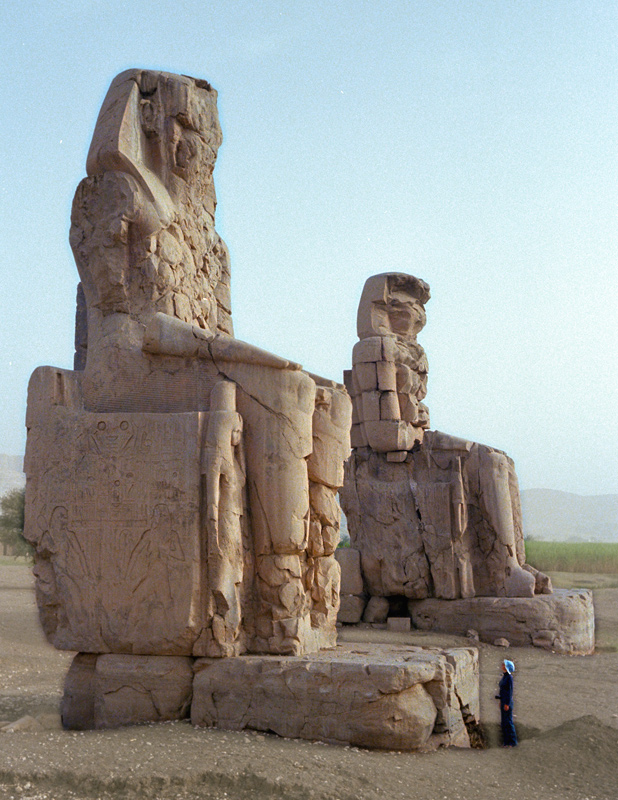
[26,406,206,655]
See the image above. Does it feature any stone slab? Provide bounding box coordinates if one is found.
[62,654,193,729]
[335,547,364,595]
[387,617,411,632]
[363,596,389,623]
[337,594,366,624]
[408,589,595,654]
[192,643,479,751]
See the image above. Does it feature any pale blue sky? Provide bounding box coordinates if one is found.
[1,0,616,494]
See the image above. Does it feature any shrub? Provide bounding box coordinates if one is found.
[0,488,32,560]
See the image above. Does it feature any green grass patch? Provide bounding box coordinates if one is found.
[525,540,618,575]
[547,571,618,590]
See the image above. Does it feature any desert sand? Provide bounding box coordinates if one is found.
[1,564,617,800]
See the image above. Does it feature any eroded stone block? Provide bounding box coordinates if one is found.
[352,337,383,365]
[61,653,97,730]
[61,654,193,729]
[362,420,414,452]
[337,594,366,624]
[354,362,378,392]
[350,423,368,449]
[380,391,400,420]
[408,590,595,654]
[361,391,381,422]
[387,617,411,632]
[376,361,397,391]
[192,644,479,750]
[363,596,389,624]
[335,547,364,595]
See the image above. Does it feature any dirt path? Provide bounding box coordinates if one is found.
[1,565,617,800]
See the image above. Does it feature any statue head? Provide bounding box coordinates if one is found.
[86,69,221,202]
[356,273,430,340]
[71,69,233,348]
[50,505,69,533]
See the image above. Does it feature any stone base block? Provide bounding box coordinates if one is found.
[387,617,411,632]
[62,654,193,729]
[192,644,479,751]
[408,589,595,655]
[338,594,367,623]
[363,596,389,623]
[335,548,364,595]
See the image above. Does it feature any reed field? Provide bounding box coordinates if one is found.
[525,540,618,574]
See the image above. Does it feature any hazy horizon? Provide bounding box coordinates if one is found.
[1,1,616,495]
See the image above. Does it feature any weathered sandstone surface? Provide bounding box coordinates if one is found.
[191,643,480,751]
[408,589,595,655]
[62,654,193,729]
[59,644,481,751]
[334,547,366,623]
[24,69,351,662]
[339,273,593,654]
[22,71,485,749]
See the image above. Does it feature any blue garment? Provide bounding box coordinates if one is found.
[499,672,517,746]
[499,672,513,707]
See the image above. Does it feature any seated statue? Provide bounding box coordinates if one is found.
[341,273,551,601]
[24,69,351,659]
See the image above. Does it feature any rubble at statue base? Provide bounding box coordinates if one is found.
[23,69,482,749]
[339,273,594,656]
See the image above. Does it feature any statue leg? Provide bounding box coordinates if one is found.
[219,362,315,654]
[479,451,535,597]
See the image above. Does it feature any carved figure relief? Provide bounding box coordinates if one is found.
[25,406,204,654]
[202,380,246,657]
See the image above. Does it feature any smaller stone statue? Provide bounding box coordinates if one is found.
[350,273,430,455]
[342,273,551,604]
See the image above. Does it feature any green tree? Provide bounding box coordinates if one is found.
[0,488,32,559]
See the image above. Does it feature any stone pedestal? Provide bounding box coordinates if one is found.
[192,644,479,751]
[61,654,193,729]
[61,646,481,751]
[408,589,595,654]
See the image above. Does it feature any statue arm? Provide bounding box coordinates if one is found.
[143,312,301,370]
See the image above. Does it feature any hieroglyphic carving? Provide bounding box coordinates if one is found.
[25,399,204,654]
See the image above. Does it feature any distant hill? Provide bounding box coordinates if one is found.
[0,454,25,498]
[521,488,618,543]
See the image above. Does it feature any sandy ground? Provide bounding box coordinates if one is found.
[1,564,617,800]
